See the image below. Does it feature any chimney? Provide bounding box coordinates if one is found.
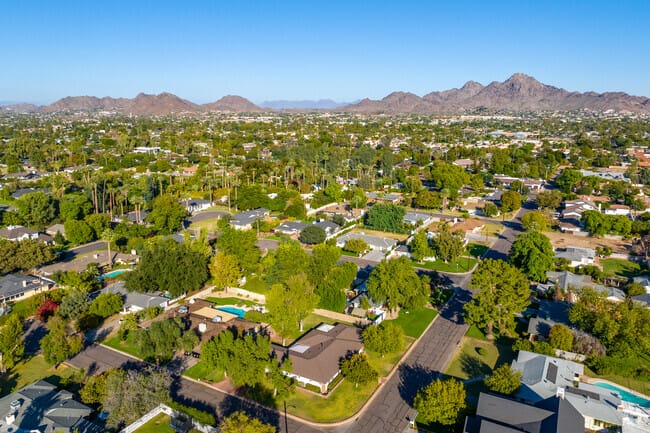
[556,387,565,399]
[22,280,27,288]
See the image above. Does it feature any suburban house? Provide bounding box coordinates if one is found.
[272,323,363,394]
[543,270,626,303]
[45,223,66,238]
[0,274,55,304]
[554,247,596,268]
[511,350,636,431]
[604,204,632,216]
[560,199,599,221]
[463,392,584,433]
[231,208,270,230]
[10,187,49,199]
[493,174,544,190]
[274,221,308,236]
[313,220,340,239]
[527,317,558,342]
[403,211,433,227]
[0,380,99,433]
[453,158,474,170]
[336,232,398,252]
[182,198,213,214]
[100,281,169,314]
[0,225,40,241]
[365,192,401,204]
[180,299,258,344]
[38,251,139,276]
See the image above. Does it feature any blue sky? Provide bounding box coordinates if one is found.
[1,1,648,104]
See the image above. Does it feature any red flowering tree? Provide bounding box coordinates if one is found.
[36,300,58,322]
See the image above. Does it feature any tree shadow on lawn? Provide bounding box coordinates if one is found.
[459,353,491,379]
[218,393,281,431]
[398,363,439,406]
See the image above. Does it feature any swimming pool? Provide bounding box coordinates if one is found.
[100,269,131,280]
[593,381,650,407]
[216,306,247,318]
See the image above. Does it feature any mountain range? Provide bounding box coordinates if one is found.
[3,74,649,115]
[261,99,352,110]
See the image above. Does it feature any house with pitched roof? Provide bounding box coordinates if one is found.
[272,323,363,394]
[0,274,55,304]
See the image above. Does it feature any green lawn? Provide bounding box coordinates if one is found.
[0,298,33,325]
[183,361,225,383]
[283,313,355,342]
[390,307,438,338]
[102,335,143,359]
[445,337,514,380]
[584,367,650,396]
[285,378,377,423]
[188,218,222,232]
[468,243,489,258]
[242,275,269,294]
[133,412,201,433]
[204,297,259,307]
[340,249,360,257]
[0,355,76,396]
[366,337,414,376]
[601,259,645,278]
[465,324,488,340]
[413,257,477,273]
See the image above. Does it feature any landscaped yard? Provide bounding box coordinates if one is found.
[445,337,514,380]
[601,258,645,278]
[413,256,477,273]
[242,275,269,294]
[468,243,489,258]
[390,307,437,338]
[204,297,259,307]
[366,337,414,376]
[183,361,225,383]
[284,377,377,423]
[0,355,77,396]
[134,412,202,433]
[102,335,142,359]
[584,367,650,397]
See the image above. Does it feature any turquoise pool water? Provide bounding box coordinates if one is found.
[100,269,131,280]
[593,382,650,407]
[216,306,246,318]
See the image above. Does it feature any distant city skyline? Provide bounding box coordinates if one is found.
[1,1,649,104]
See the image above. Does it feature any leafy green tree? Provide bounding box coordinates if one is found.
[482,202,499,217]
[414,378,466,426]
[57,288,90,320]
[299,225,326,244]
[343,238,369,255]
[500,190,523,213]
[0,315,25,372]
[125,239,208,297]
[509,230,554,282]
[413,190,441,209]
[432,223,466,263]
[308,244,342,285]
[362,322,404,357]
[430,161,469,198]
[536,190,563,209]
[548,324,574,351]
[41,316,84,366]
[367,257,430,312]
[80,371,109,405]
[316,261,356,312]
[217,227,260,274]
[103,368,171,430]
[146,194,188,234]
[209,252,242,290]
[266,274,319,341]
[410,231,433,262]
[365,204,405,232]
[347,187,368,209]
[0,239,56,275]
[59,193,93,221]
[64,219,96,245]
[15,192,56,229]
[88,293,124,318]
[555,169,583,193]
[85,213,111,238]
[341,353,378,388]
[484,364,521,395]
[219,412,276,433]
[464,259,530,339]
[265,241,311,285]
[521,210,550,231]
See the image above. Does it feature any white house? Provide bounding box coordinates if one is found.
[554,247,596,268]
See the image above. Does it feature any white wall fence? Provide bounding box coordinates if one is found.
[119,403,217,433]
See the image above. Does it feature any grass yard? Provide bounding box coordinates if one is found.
[134,412,202,433]
[366,337,414,376]
[468,243,489,258]
[188,218,222,232]
[445,337,514,380]
[413,256,477,273]
[204,297,259,307]
[465,324,488,340]
[0,355,77,396]
[183,361,225,383]
[584,367,650,397]
[284,378,377,423]
[390,307,437,338]
[242,275,269,294]
[102,335,142,359]
[601,258,645,278]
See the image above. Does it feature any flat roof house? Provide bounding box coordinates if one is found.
[0,380,99,433]
[272,323,363,394]
[336,232,397,252]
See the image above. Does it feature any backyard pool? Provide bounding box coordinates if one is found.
[99,269,132,280]
[593,382,650,407]
[216,306,247,318]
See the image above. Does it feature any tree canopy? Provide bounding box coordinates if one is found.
[509,229,554,282]
[414,378,466,426]
[367,257,429,312]
[145,194,188,234]
[365,203,405,232]
[464,259,530,339]
[484,364,521,395]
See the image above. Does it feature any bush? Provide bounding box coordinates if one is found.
[76,313,102,331]
[168,401,216,426]
[243,310,265,323]
[299,225,326,244]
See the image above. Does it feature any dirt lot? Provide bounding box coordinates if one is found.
[544,231,632,254]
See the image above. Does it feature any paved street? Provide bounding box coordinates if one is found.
[484,199,536,261]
